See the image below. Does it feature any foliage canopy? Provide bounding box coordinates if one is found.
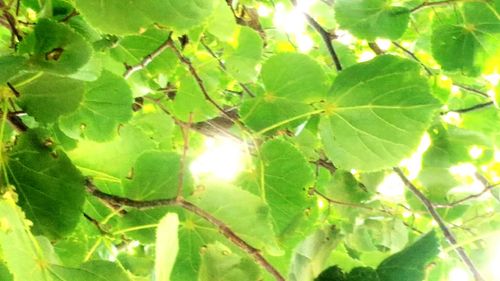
[0,0,499,281]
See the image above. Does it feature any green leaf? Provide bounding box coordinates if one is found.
[289,226,342,281]
[0,191,53,281]
[431,2,500,75]
[7,129,85,239]
[319,55,439,171]
[206,2,237,42]
[144,0,217,32]
[169,72,218,122]
[16,73,85,123]
[346,267,380,281]
[261,139,315,239]
[188,184,278,252]
[110,28,177,77]
[155,213,179,281]
[59,70,133,141]
[123,151,191,200]
[0,261,13,281]
[322,170,370,203]
[50,260,132,281]
[20,19,92,74]
[224,26,263,83]
[198,242,261,281]
[67,124,156,180]
[0,56,27,83]
[75,0,217,35]
[240,96,313,133]
[315,265,346,281]
[334,0,410,40]
[376,231,439,281]
[262,53,328,102]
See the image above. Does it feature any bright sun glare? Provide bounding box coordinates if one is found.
[190,137,246,182]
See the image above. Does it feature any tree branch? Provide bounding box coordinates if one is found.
[85,179,285,281]
[394,168,485,281]
[442,101,494,114]
[123,32,173,79]
[200,40,256,98]
[290,0,342,70]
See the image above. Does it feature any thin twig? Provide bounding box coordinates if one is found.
[394,167,485,281]
[290,0,342,71]
[410,0,483,13]
[85,179,285,281]
[391,41,433,75]
[442,101,494,114]
[368,42,384,55]
[179,200,285,281]
[435,183,499,208]
[83,212,111,236]
[123,32,173,79]
[305,14,342,71]
[453,83,490,98]
[167,39,241,124]
[315,189,423,234]
[200,40,256,98]
[176,113,192,199]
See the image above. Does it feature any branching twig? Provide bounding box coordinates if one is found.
[290,0,342,71]
[391,41,433,75]
[453,83,490,98]
[394,168,485,281]
[123,32,173,79]
[435,183,499,208]
[83,212,111,236]
[200,40,256,98]
[167,39,237,122]
[85,179,285,281]
[442,101,494,114]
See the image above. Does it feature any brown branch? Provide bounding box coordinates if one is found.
[83,212,111,236]
[442,101,494,114]
[179,200,285,281]
[85,179,285,281]
[289,0,341,70]
[394,167,485,281]
[200,40,256,97]
[123,32,173,79]
[368,42,385,55]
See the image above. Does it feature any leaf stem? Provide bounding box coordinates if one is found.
[394,167,485,281]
